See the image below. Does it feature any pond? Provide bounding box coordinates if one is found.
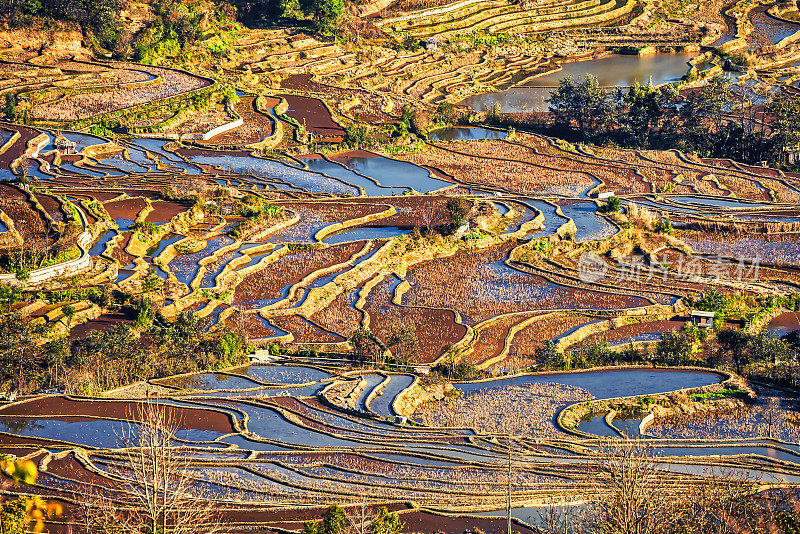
[335,154,451,194]
[368,375,415,418]
[184,153,359,196]
[301,156,407,196]
[161,372,264,391]
[461,53,697,113]
[0,417,220,448]
[429,127,507,141]
[455,369,722,399]
[130,139,201,174]
[234,403,367,448]
[558,202,618,242]
[242,365,332,384]
[323,226,409,244]
[749,5,800,48]
[356,374,387,410]
[577,414,619,437]
[88,230,116,256]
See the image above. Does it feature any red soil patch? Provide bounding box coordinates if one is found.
[310,277,366,338]
[146,200,191,223]
[280,75,392,123]
[68,311,135,340]
[0,183,54,251]
[206,96,275,145]
[399,511,535,534]
[403,244,644,324]
[272,314,345,343]
[0,397,235,434]
[363,277,467,363]
[35,194,66,222]
[279,94,344,137]
[176,147,251,158]
[767,312,800,334]
[463,313,541,367]
[43,452,121,489]
[578,319,685,347]
[508,314,599,366]
[0,124,40,167]
[110,231,135,266]
[233,241,363,304]
[103,197,147,221]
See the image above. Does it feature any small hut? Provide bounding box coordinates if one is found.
[54,134,76,155]
[425,36,439,52]
[690,310,715,328]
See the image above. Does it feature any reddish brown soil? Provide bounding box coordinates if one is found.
[310,277,366,338]
[0,183,53,251]
[363,276,467,363]
[279,94,345,137]
[68,312,135,340]
[0,124,40,167]
[403,245,645,324]
[767,312,800,335]
[278,200,387,223]
[48,189,122,201]
[146,200,191,223]
[347,194,453,228]
[508,315,599,365]
[35,193,66,222]
[206,96,275,145]
[233,242,363,304]
[0,397,235,434]
[116,189,163,199]
[578,319,685,347]
[103,197,147,221]
[399,511,535,534]
[43,452,121,489]
[0,432,66,449]
[272,314,345,343]
[176,148,252,158]
[110,231,134,266]
[280,75,393,123]
[463,313,540,366]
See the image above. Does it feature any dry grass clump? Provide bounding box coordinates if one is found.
[393,142,595,196]
[626,202,661,231]
[682,218,800,235]
[416,382,593,437]
[646,386,800,441]
[32,63,209,121]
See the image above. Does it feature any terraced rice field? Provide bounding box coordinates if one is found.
[2,10,800,525]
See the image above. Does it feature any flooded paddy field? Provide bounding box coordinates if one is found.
[4,23,800,525]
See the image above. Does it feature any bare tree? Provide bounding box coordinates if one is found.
[346,500,373,534]
[583,441,675,534]
[78,402,221,534]
[123,403,220,534]
[762,395,781,439]
[418,202,438,235]
[578,441,762,534]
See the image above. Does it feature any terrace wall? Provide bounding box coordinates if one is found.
[0,230,93,285]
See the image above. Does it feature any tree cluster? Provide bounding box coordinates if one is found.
[541,442,800,534]
[492,73,800,167]
[348,323,419,369]
[303,504,402,534]
[0,305,248,395]
[233,0,346,35]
